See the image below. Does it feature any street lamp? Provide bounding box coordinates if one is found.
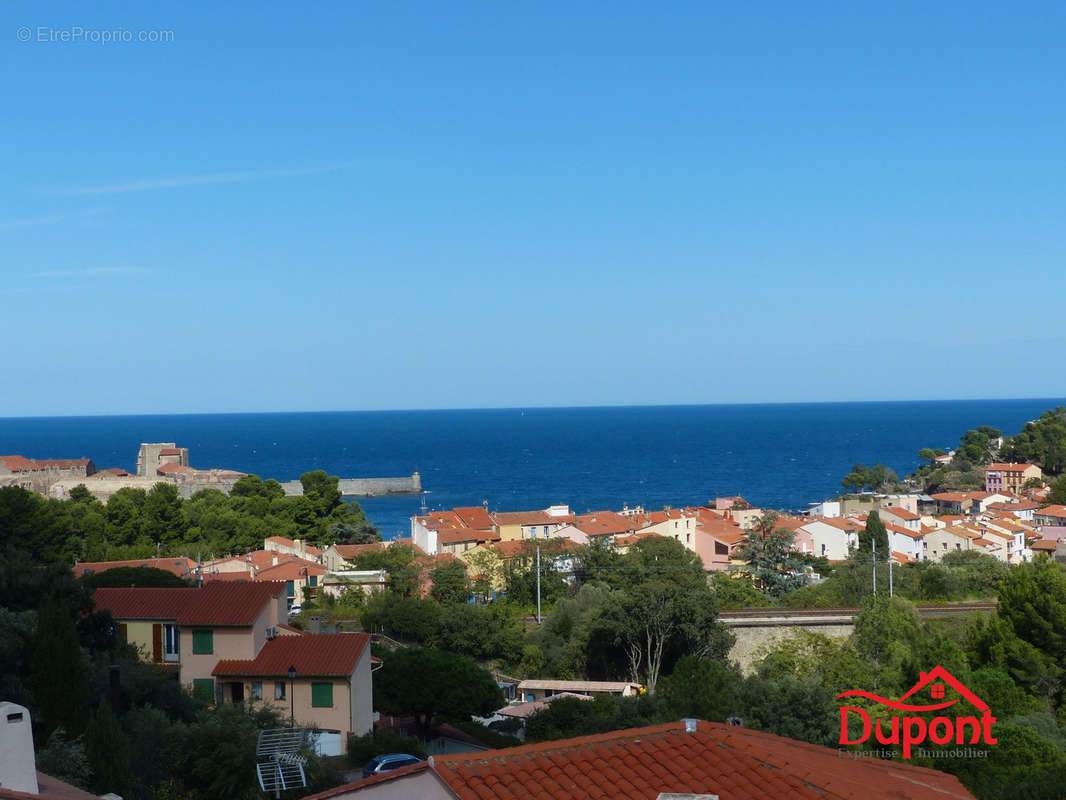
[288,665,296,727]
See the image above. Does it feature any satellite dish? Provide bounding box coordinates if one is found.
[256,728,309,797]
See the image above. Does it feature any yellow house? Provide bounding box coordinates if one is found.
[93,582,288,701]
[93,587,199,668]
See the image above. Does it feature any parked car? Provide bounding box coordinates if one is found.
[288,604,302,615]
[362,753,423,779]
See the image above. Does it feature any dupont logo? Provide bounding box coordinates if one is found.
[835,665,997,758]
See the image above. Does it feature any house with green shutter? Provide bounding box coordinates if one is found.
[212,632,375,755]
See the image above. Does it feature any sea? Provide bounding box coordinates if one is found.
[1,399,1061,540]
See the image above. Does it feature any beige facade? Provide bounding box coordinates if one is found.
[179,592,287,689]
[922,526,975,562]
[216,645,374,752]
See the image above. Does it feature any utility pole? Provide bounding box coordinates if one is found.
[889,550,894,598]
[536,544,542,625]
[872,536,877,595]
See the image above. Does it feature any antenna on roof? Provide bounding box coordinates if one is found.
[255,728,309,798]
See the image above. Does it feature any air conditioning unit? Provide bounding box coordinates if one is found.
[266,626,277,640]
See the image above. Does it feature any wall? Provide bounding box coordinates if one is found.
[729,624,854,673]
[282,473,422,497]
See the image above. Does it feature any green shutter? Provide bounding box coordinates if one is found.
[311,682,333,708]
[309,575,318,587]
[192,629,214,654]
[193,678,215,703]
[286,580,295,598]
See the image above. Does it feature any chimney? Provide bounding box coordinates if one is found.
[682,718,699,733]
[272,555,279,567]
[0,702,39,794]
[295,538,305,555]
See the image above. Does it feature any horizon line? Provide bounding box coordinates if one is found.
[2,395,1064,422]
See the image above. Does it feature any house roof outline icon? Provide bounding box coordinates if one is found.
[835,664,990,713]
[898,665,989,713]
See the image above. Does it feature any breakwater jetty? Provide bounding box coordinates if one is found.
[282,472,422,498]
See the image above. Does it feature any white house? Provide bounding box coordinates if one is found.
[798,518,862,561]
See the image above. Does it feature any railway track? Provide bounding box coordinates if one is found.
[718,601,995,627]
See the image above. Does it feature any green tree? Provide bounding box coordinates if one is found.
[592,539,732,694]
[430,560,472,605]
[360,595,441,643]
[735,512,804,598]
[85,700,131,796]
[29,601,91,742]
[373,648,504,740]
[1049,475,1066,505]
[658,656,741,722]
[857,510,889,560]
[35,727,91,790]
[80,566,189,589]
[300,470,342,517]
[354,545,420,598]
[738,674,838,746]
[709,572,769,609]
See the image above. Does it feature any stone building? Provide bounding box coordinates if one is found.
[136,442,190,477]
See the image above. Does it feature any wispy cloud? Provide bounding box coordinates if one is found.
[40,161,359,197]
[32,266,147,278]
[0,207,107,230]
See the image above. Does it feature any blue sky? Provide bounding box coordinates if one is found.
[3,2,1065,416]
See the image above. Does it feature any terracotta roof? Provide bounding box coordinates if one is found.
[988,501,1039,511]
[891,551,917,563]
[422,720,973,800]
[97,467,132,476]
[330,542,387,559]
[177,582,283,626]
[438,527,499,545]
[1038,505,1066,520]
[452,506,495,530]
[213,633,370,678]
[265,536,324,556]
[0,455,38,472]
[492,510,573,526]
[808,516,865,532]
[158,447,184,456]
[932,492,970,503]
[986,462,1037,472]
[1031,540,1059,551]
[93,587,199,620]
[256,560,325,582]
[574,511,638,537]
[880,506,919,521]
[696,517,746,545]
[485,539,536,557]
[885,523,922,540]
[35,458,92,469]
[74,556,196,578]
[156,462,193,474]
